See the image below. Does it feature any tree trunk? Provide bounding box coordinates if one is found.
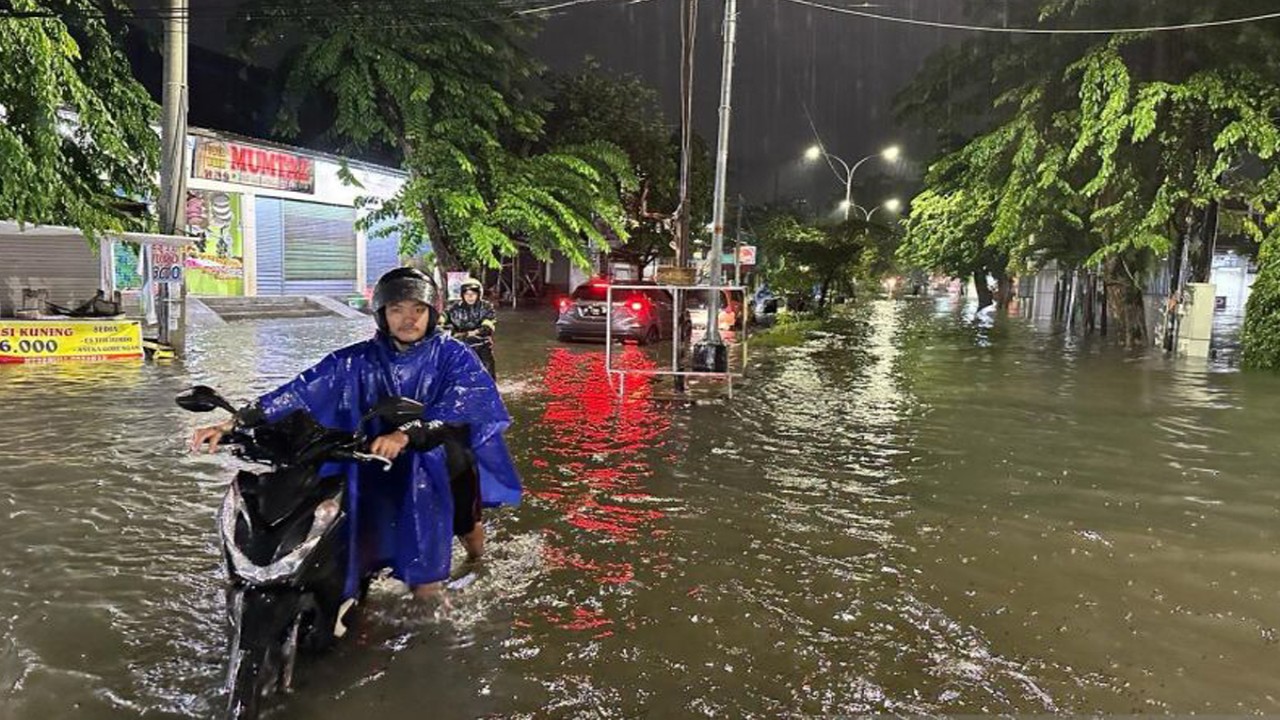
[1102,257,1147,347]
[1099,277,1109,336]
[992,267,1014,310]
[1190,200,1219,284]
[422,202,457,308]
[1083,272,1097,333]
[973,269,994,310]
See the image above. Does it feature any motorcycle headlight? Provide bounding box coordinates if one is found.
[219,487,342,586]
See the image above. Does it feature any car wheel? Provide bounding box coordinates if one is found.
[639,326,660,346]
[556,333,572,343]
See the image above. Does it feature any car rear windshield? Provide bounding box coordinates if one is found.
[685,290,728,308]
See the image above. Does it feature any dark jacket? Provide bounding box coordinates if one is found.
[444,300,497,348]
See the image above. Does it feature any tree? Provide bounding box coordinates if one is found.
[1243,233,1280,368]
[541,62,713,272]
[240,0,635,290]
[0,0,158,236]
[898,1,1280,349]
[755,209,896,311]
[897,148,1011,310]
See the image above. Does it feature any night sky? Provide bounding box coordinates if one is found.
[536,0,968,203]
[167,0,972,205]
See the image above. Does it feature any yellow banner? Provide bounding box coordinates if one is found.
[0,320,143,364]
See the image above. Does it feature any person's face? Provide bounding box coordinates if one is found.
[462,288,480,305]
[385,300,432,343]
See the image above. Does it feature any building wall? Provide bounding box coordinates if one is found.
[184,130,407,298]
[0,233,103,317]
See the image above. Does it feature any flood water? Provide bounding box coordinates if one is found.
[2,298,1280,718]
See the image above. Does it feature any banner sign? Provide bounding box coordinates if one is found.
[0,320,144,364]
[721,246,758,267]
[193,138,315,194]
[184,190,244,295]
[149,244,184,285]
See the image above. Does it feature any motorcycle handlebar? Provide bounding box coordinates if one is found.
[330,449,394,471]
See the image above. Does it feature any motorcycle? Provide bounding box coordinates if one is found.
[177,386,423,720]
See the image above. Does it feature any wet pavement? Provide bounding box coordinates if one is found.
[2,298,1280,717]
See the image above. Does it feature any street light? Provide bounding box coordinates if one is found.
[804,143,903,221]
[853,197,905,222]
[867,197,903,222]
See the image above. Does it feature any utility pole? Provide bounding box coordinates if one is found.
[158,0,189,354]
[674,0,699,268]
[693,0,737,373]
[734,195,743,287]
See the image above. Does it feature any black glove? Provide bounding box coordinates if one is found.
[398,419,467,450]
[233,403,268,430]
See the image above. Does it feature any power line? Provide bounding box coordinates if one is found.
[777,0,1280,35]
[0,0,627,21]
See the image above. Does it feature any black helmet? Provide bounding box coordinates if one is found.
[372,267,439,336]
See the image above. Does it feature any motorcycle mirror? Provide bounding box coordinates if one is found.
[373,396,425,427]
[175,385,237,414]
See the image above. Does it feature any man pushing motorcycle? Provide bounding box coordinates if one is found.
[191,268,522,599]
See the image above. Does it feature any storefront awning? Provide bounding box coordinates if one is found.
[0,221,189,247]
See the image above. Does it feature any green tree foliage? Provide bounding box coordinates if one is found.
[1243,234,1280,368]
[240,0,635,286]
[0,0,158,236]
[898,1,1280,349]
[541,62,713,271]
[755,208,896,310]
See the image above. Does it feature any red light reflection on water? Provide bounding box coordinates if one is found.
[524,348,672,633]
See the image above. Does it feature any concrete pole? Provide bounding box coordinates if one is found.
[675,0,699,268]
[734,196,743,287]
[158,0,188,353]
[705,0,738,350]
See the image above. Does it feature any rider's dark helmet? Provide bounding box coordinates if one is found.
[372,267,439,336]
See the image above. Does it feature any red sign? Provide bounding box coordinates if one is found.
[193,138,315,193]
[737,245,757,266]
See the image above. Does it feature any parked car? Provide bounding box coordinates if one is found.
[555,280,687,344]
[685,288,745,334]
[752,293,782,327]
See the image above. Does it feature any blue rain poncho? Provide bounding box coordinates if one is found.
[253,331,521,595]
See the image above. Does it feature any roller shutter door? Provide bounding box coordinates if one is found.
[255,197,285,296]
[282,201,357,296]
[253,199,356,296]
[365,220,402,291]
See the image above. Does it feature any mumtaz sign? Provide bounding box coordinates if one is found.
[193,138,315,194]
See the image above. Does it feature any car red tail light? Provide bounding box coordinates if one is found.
[558,298,571,313]
[629,300,645,313]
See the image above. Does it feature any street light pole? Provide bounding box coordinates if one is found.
[806,145,900,221]
[158,0,188,353]
[843,170,853,221]
[694,0,738,373]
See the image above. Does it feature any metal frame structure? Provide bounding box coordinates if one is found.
[603,283,750,398]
